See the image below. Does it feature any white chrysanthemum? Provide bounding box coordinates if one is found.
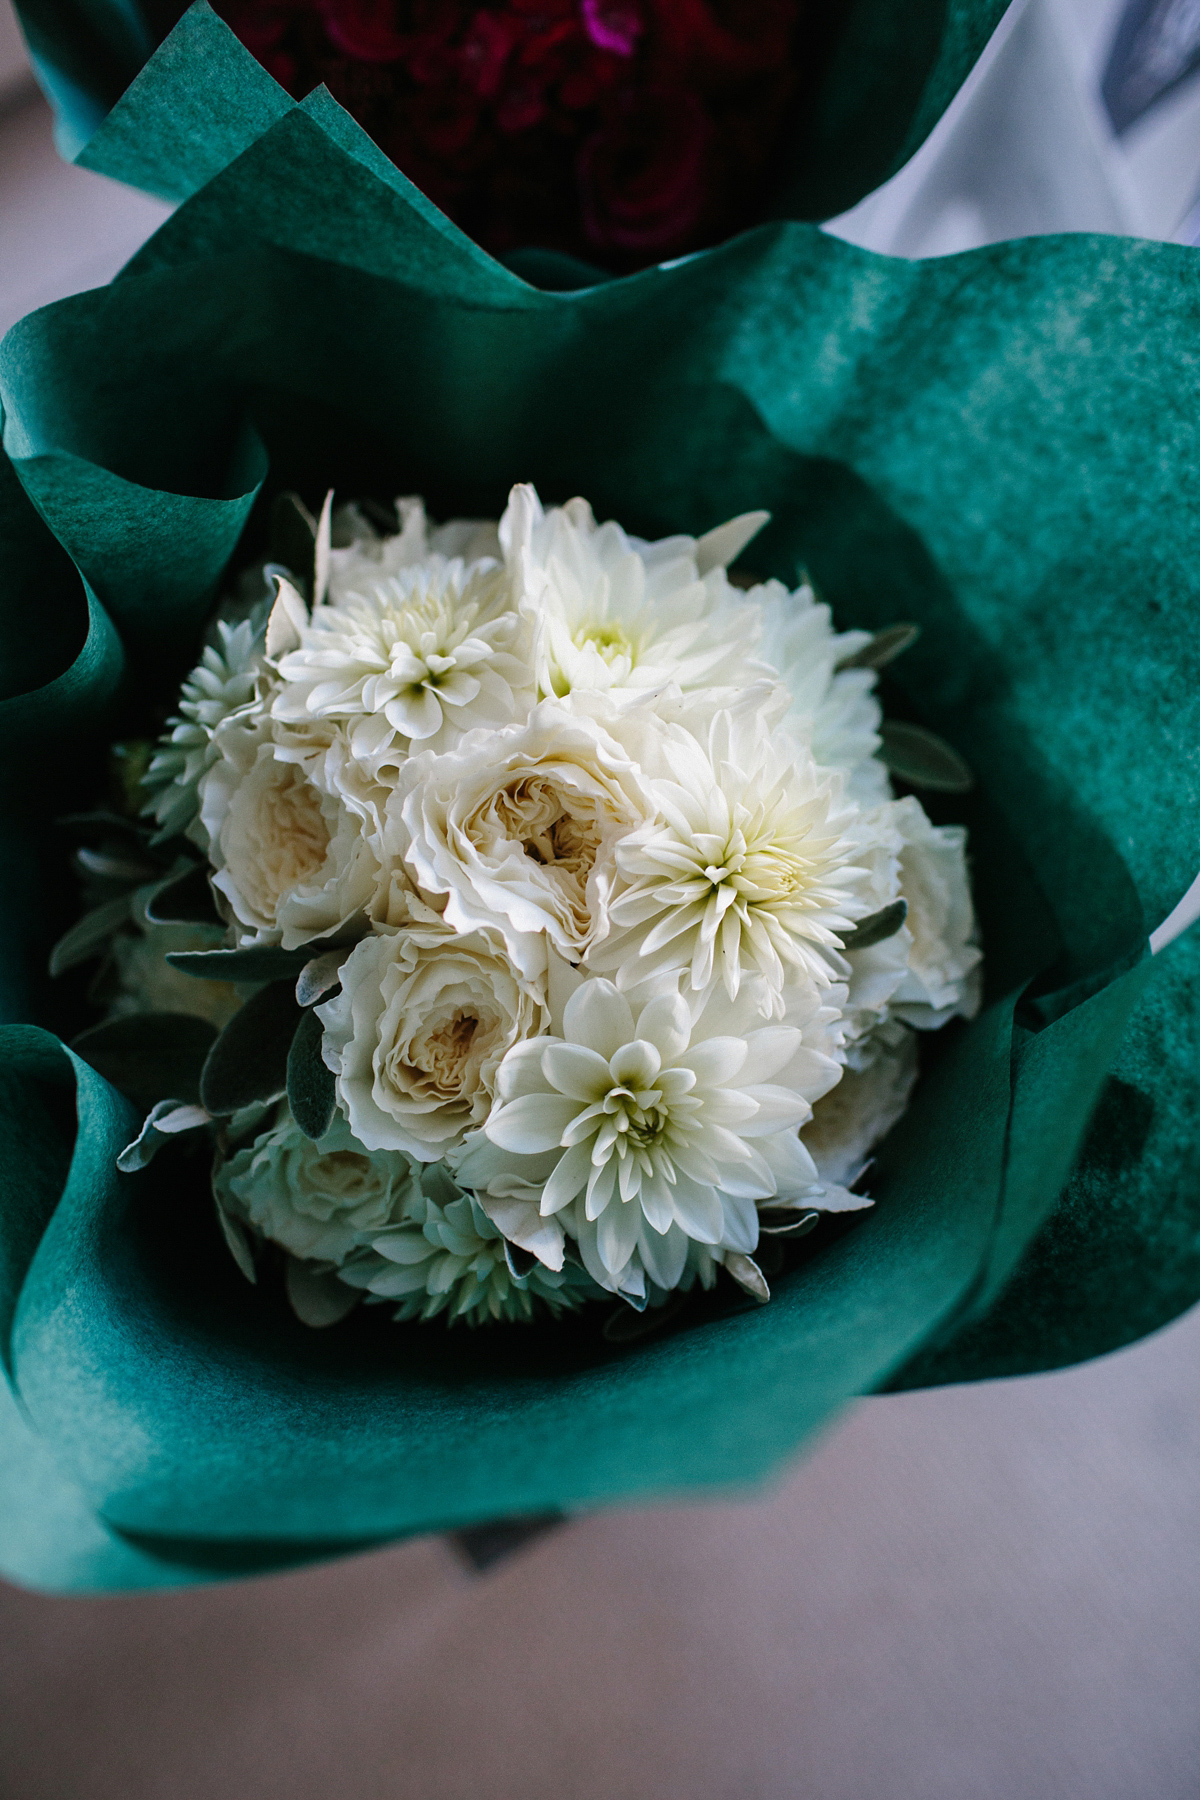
[317,921,549,1159]
[592,694,881,1011]
[143,616,268,842]
[389,699,655,980]
[753,578,888,801]
[271,536,531,775]
[463,976,842,1296]
[198,717,379,949]
[215,1106,419,1265]
[327,495,502,601]
[338,1163,589,1325]
[801,1032,919,1186]
[502,484,770,704]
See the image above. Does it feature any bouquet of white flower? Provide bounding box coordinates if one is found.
[65,483,980,1333]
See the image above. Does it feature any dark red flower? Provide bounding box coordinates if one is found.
[460,8,520,97]
[580,0,642,57]
[319,0,409,62]
[215,0,802,268]
[578,86,710,256]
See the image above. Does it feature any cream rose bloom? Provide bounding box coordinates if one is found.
[197,717,379,950]
[317,922,549,1158]
[214,1106,419,1265]
[388,699,655,979]
[801,1033,919,1186]
[887,796,982,1029]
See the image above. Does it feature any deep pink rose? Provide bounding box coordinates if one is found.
[578,86,710,255]
[320,0,409,62]
[580,0,643,56]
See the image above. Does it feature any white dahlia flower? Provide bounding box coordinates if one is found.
[337,1163,589,1325]
[389,699,654,979]
[502,484,770,704]
[317,921,549,1159]
[198,718,379,949]
[593,695,881,1010]
[753,578,888,801]
[143,615,268,842]
[215,1107,420,1265]
[465,976,842,1295]
[271,542,531,776]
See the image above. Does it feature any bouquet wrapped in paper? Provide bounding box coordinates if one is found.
[0,84,1198,1593]
[16,0,1007,264]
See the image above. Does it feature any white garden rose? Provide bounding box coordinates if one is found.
[461,975,843,1296]
[215,1106,419,1265]
[501,484,770,705]
[317,921,549,1158]
[592,691,885,1011]
[198,716,379,949]
[271,530,532,776]
[887,796,982,1029]
[389,698,655,979]
[801,1032,919,1186]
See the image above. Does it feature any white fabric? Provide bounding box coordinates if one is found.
[825,0,1200,256]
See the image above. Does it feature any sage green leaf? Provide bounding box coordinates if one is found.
[285,1259,360,1329]
[285,1006,337,1142]
[116,1099,209,1172]
[215,1200,257,1285]
[145,863,222,927]
[602,1291,688,1344]
[166,946,312,983]
[47,894,132,978]
[294,950,345,1008]
[72,1013,217,1110]
[835,622,920,672]
[74,845,158,884]
[725,1254,771,1305]
[758,1210,821,1239]
[841,899,909,953]
[199,982,302,1116]
[878,721,974,793]
[502,1241,538,1284]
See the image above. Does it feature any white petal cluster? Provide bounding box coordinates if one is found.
[148,483,982,1325]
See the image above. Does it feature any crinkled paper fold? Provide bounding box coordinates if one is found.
[0,79,1197,1592]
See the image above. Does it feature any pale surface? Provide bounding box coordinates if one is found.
[1,1306,1199,1799]
[2,23,1200,1800]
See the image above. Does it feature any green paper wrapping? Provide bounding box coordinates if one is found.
[1,95,1198,1593]
[16,0,1009,227]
